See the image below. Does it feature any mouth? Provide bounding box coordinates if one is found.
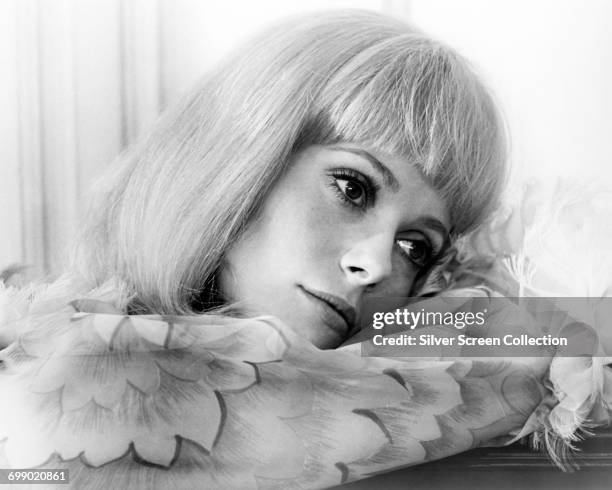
[298,285,357,337]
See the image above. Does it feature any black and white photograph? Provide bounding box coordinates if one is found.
[0,1,611,488]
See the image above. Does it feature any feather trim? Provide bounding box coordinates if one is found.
[0,273,134,347]
[464,179,612,470]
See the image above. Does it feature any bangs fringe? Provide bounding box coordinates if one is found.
[305,33,507,235]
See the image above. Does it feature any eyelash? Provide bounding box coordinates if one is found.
[397,237,436,269]
[328,168,377,209]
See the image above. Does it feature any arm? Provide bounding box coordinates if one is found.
[0,300,546,489]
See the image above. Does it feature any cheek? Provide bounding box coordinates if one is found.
[223,187,335,292]
[302,209,339,251]
[281,185,343,264]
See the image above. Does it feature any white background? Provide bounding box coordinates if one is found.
[1,0,611,275]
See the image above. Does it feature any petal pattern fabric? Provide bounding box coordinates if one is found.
[0,292,547,489]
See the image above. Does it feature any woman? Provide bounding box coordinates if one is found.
[71,9,505,326]
[0,10,607,489]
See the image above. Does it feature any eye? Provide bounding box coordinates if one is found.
[397,237,433,268]
[336,178,366,205]
[328,168,375,208]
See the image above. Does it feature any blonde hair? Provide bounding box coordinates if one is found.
[71,10,508,314]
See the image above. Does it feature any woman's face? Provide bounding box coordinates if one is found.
[219,144,449,348]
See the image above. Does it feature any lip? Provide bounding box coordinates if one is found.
[298,285,357,337]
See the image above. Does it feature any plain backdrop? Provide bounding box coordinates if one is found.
[1,0,611,275]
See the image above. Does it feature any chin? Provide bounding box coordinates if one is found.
[304,324,344,350]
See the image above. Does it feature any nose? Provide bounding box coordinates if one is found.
[340,232,394,288]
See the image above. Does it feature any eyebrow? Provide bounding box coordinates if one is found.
[326,146,400,192]
[414,217,451,244]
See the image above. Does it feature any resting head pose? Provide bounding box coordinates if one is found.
[1,9,608,490]
[72,10,505,348]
